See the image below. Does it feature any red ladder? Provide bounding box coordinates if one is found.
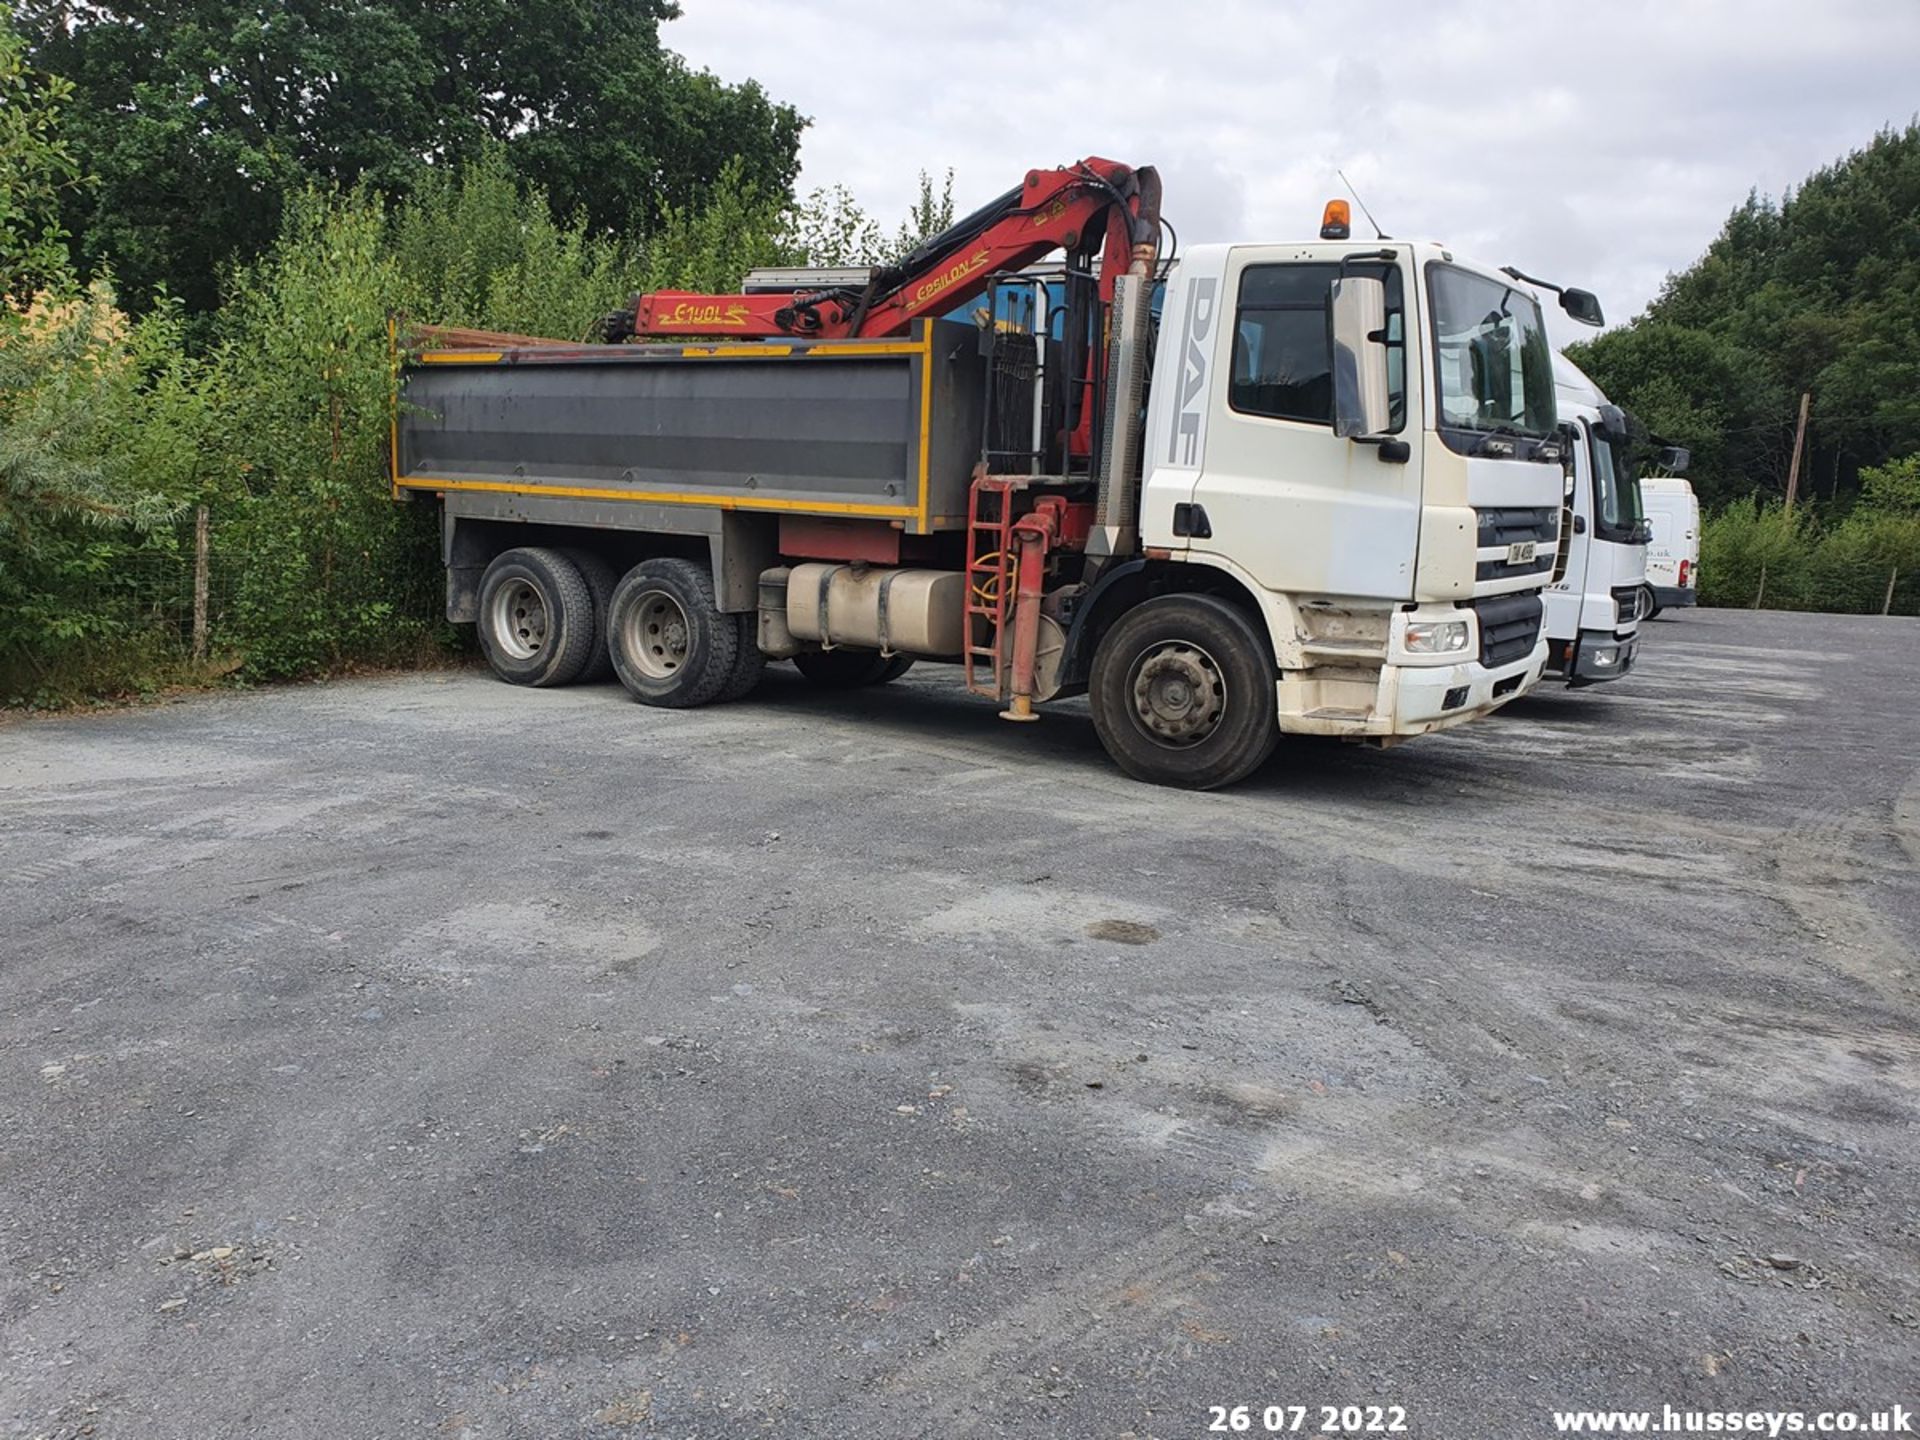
[963,474,1022,699]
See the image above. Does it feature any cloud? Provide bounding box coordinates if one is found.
[663,0,1919,331]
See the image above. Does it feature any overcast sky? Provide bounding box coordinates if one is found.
[663,0,1919,344]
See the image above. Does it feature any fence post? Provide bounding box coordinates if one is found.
[1753,560,1767,611]
[1886,566,1900,618]
[192,505,210,663]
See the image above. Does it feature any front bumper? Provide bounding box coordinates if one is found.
[1278,640,1548,740]
[1651,585,1696,610]
[1564,629,1638,687]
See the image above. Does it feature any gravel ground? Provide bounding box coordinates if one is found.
[2,607,1916,1440]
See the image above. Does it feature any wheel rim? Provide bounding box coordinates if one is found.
[624,588,691,680]
[1126,641,1227,748]
[488,578,548,661]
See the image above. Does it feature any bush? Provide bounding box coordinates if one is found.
[0,283,224,701]
[3,145,975,704]
[1699,499,1814,609]
[1699,467,1920,616]
[391,149,651,342]
[211,188,444,678]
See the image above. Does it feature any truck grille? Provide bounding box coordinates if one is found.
[1610,584,1645,626]
[1474,593,1544,669]
[1475,506,1560,583]
[1477,507,1559,548]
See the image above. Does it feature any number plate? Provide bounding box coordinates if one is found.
[1506,541,1537,564]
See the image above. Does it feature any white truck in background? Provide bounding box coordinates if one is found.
[1640,476,1701,617]
[1540,354,1653,685]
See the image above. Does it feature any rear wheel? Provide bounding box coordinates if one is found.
[607,558,739,709]
[476,547,596,688]
[560,548,619,682]
[1089,594,1278,790]
[716,615,767,702]
[792,648,915,688]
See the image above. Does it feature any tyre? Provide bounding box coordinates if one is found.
[559,548,620,682]
[792,648,915,688]
[1088,594,1279,790]
[1640,585,1662,620]
[476,547,597,688]
[606,558,739,708]
[716,614,767,702]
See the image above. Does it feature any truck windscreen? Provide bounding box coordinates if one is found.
[1589,426,1645,539]
[1428,264,1556,448]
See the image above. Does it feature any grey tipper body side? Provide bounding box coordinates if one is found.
[397,321,988,620]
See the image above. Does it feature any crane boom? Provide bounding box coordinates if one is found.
[612,157,1162,342]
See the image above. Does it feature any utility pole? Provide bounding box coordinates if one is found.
[1784,391,1811,512]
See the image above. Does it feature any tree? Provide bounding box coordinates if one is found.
[786,169,959,267]
[16,1,806,311]
[1577,123,1920,509]
[0,6,84,301]
[892,169,956,254]
[1566,321,1787,508]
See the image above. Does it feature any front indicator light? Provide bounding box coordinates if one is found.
[1405,619,1471,654]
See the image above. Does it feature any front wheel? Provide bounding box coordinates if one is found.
[1639,585,1662,621]
[1088,595,1278,790]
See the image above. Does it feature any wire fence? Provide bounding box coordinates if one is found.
[2,502,450,704]
[1736,558,1916,615]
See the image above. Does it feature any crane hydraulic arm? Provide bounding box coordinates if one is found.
[607,157,1163,342]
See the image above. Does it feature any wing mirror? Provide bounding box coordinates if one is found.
[1329,275,1392,440]
[1560,288,1604,327]
[1657,444,1691,474]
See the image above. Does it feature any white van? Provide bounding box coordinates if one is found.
[1542,355,1650,685]
[1640,477,1700,617]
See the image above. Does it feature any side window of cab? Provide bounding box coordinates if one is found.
[1229,262,1405,430]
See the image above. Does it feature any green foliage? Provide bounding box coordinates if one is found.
[1574,124,1920,511]
[17,0,805,311]
[1857,453,1920,516]
[0,283,224,700]
[0,7,84,301]
[786,169,959,267]
[894,169,958,255]
[213,188,441,678]
[1699,494,1919,615]
[1698,500,1814,609]
[784,183,887,269]
[643,159,798,293]
[3,146,969,703]
[391,149,654,341]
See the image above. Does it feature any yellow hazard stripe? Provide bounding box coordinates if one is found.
[394,476,917,518]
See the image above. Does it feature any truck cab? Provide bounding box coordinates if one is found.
[1139,241,1562,739]
[1541,354,1649,685]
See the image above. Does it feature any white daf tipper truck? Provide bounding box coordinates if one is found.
[1540,353,1652,685]
[398,164,1593,788]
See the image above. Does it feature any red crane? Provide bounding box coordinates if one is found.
[606,157,1163,343]
[602,158,1165,718]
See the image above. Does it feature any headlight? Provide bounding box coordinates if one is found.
[1404,619,1471,655]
